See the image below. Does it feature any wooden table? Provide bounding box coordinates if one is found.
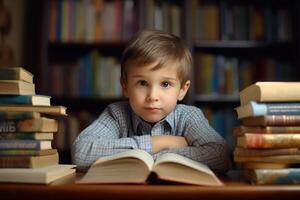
[1,171,300,200]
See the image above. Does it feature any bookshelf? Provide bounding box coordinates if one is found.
[24,0,300,163]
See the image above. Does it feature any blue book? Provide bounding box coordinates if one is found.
[235,101,300,119]
[246,168,300,185]
[0,95,50,106]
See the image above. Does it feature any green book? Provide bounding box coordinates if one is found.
[0,67,33,83]
[0,112,41,120]
[0,149,57,156]
[0,95,51,106]
[0,132,54,140]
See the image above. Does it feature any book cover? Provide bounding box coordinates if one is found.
[241,162,291,170]
[237,133,300,149]
[0,67,33,83]
[239,82,300,106]
[235,102,300,119]
[0,164,76,184]
[0,105,67,116]
[244,168,300,185]
[0,140,52,150]
[0,112,41,120]
[0,80,35,95]
[235,155,300,163]
[77,149,223,186]
[0,149,57,156]
[0,152,59,168]
[234,147,300,157]
[0,117,58,132]
[0,132,54,140]
[233,126,300,136]
[242,115,300,126]
[0,95,51,106]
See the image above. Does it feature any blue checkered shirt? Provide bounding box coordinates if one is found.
[72,101,229,173]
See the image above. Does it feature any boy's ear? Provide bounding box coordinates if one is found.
[178,80,190,101]
[120,79,129,98]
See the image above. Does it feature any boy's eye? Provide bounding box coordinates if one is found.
[161,81,172,88]
[137,80,147,86]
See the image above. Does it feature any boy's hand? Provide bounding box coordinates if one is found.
[152,135,188,153]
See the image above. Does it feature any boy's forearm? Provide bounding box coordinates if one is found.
[151,135,188,153]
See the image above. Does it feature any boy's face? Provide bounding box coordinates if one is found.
[121,62,190,123]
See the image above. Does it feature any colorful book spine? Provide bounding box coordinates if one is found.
[0,112,40,120]
[246,168,300,185]
[242,115,300,126]
[0,153,58,168]
[250,102,300,116]
[0,149,57,156]
[237,133,300,148]
[0,118,58,132]
[0,132,53,140]
[0,95,50,105]
[0,140,51,150]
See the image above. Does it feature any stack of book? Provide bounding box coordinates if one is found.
[234,82,300,184]
[0,67,75,184]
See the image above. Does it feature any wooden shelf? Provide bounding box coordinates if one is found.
[194,41,293,50]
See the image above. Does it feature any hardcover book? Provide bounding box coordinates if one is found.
[233,126,300,136]
[235,102,300,119]
[0,164,76,184]
[0,132,54,140]
[0,117,58,132]
[0,149,57,156]
[0,95,51,106]
[241,162,290,170]
[239,82,300,106]
[0,140,52,150]
[234,155,300,163]
[244,168,300,185]
[0,80,35,95]
[242,115,300,126]
[234,147,300,157]
[236,133,300,149]
[0,67,33,83]
[0,105,67,116]
[0,152,59,168]
[77,149,223,186]
[0,112,41,120]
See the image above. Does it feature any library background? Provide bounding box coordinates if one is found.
[2,0,300,164]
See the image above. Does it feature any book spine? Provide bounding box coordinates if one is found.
[0,95,32,104]
[250,169,300,185]
[0,156,30,168]
[241,133,300,148]
[242,116,300,126]
[0,140,44,150]
[0,69,20,80]
[0,112,40,120]
[252,102,300,116]
[0,133,39,140]
[264,116,300,126]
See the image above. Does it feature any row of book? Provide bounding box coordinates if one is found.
[192,1,292,42]
[195,53,297,96]
[0,67,75,184]
[234,82,300,184]
[49,0,138,42]
[49,51,122,98]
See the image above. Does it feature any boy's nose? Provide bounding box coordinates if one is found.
[146,87,159,102]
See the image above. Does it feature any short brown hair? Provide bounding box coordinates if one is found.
[121,30,192,86]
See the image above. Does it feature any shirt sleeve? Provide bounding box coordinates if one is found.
[152,107,230,174]
[72,106,152,169]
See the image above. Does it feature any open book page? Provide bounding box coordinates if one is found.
[78,149,154,184]
[153,153,223,186]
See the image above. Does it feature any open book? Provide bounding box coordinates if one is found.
[77,149,223,186]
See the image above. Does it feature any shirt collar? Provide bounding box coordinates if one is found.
[131,105,176,133]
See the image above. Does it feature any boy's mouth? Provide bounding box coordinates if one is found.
[144,107,160,112]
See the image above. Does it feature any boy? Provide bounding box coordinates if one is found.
[72,30,229,173]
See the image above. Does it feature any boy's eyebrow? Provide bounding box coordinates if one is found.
[131,75,178,81]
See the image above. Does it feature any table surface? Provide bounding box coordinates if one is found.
[1,171,300,200]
